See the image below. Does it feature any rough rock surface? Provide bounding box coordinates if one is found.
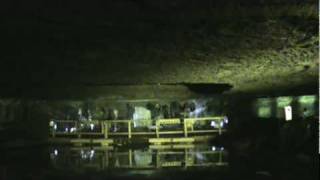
[0,0,318,97]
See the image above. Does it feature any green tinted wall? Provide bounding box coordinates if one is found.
[254,95,318,119]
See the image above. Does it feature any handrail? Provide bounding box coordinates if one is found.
[52,116,225,123]
[50,116,227,138]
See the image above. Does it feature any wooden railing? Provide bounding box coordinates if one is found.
[50,116,227,139]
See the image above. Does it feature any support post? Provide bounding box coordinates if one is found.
[218,150,223,164]
[101,121,104,134]
[129,149,132,167]
[156,121,159,138]
[52,130,55,138]
[191,119,194,132]
[184,119,188,137]
[184,149,188,168]
[156,150,160,168]
[218,120,222,135]
[75,121,81,138]
[128,121,132,139]
[51,121,56,138]
[104,122,109,139]
[102,151,109,169]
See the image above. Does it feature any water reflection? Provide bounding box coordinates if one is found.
[50,145,228,172]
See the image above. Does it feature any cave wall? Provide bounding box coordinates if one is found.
[0,99,49,140]
[225,94,319,145]
[253,95,319,119]
[0,0,318,95]
[226,94,318,122]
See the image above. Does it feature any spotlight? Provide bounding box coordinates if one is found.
[90,150,95,159]
[49,120,54,127]
[70,127,77,133]
[54,149,58,156]
[224,116,229,124]
[220,121,224,128]
[210,121,216,127]
[90,124,95,131]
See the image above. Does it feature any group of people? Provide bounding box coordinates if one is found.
[50,100,215,133]
[56,102,133,121]
[146,101,197,120]
[56,101,202,123]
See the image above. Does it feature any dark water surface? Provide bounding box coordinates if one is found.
[0,143,318,180]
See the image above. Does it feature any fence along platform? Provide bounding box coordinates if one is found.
[49,116,227,144]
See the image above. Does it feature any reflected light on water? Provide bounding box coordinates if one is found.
[49,145,228,174]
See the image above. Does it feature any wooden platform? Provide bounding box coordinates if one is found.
[49,116,227,145]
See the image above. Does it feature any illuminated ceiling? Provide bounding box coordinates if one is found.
[0,0,318,98]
